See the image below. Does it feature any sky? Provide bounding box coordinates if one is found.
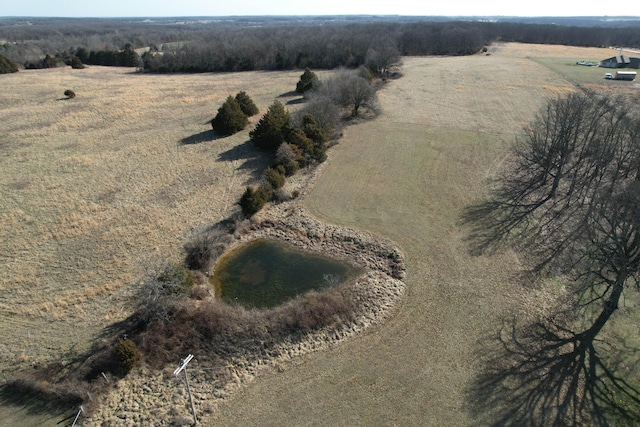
[3,0,638,18]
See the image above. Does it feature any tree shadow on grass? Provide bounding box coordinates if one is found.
[286,97,305,106]
[0,379,82,421]
[179,129,221,145]
[0,314,140,423]
[217,139,272,181]
[466,315,640,426]
[278,90,299,98]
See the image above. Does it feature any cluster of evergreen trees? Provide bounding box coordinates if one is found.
[239,102,329,217]
[237,66,380,217]
[211,91,259,136]
[17,45,140,69]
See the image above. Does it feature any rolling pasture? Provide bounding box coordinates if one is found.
[0,42,633,425]
[209,43,628,425]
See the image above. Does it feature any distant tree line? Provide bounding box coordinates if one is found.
[22,45,140,69]
[106,22,640,73]
[2,19,640,72]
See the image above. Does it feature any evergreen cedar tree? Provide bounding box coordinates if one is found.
[249,100,291,152]
[262,167,285,190]
[69,56,85,69]
[239,186,270,216]
[211,96,249,136]
[235,91,259,117]
[296,68,319,93]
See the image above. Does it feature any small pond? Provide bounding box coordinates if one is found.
[210,238,362,308]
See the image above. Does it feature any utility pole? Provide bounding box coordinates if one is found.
[174,354,197,425]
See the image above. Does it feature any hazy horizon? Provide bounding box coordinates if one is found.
[3,0,638,19]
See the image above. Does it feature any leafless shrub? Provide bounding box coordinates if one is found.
[135,265,193,326]
[232,215,257,238]
[275,142,297,165]
[183,227,232,272]
[189,284,211,300]
[273,188,293,203]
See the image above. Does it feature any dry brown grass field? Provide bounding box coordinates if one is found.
[0,66,309,360]
[1,42,636,425]
[0,66,322,424]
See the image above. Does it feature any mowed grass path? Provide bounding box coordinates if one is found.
[210,45,614,425]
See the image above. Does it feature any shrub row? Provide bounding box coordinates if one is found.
[239,67,380,218]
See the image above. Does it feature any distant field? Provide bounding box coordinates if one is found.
[1,42,635,425]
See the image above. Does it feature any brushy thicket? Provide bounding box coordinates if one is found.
[139,280,360,368]
[183,226,234,272]
[136,264,195,326]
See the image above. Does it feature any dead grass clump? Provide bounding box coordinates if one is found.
[170,415,195,426]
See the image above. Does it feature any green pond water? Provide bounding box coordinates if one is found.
[210,238,361,308]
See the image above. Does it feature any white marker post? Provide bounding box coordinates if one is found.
[174,354,197,425]
[71,405,84,427]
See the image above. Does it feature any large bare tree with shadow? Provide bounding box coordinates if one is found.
[462,90,640,425]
